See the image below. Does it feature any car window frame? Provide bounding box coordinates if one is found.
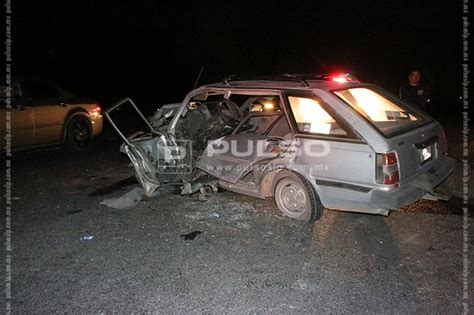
[169,86,293,136]
[282,90,363,143]
[232,111,285,136]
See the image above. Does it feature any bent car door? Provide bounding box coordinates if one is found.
[197,110,291,184]
[104,98,186,196]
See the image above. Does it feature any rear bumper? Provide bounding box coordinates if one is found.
[370,155,456,210]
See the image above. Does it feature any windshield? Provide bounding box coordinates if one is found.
[333,87,431,137]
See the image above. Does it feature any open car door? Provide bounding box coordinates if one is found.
[104,98,186,196]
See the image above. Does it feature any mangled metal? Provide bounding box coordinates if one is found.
[105,94,237,198]
[105,75,456,222]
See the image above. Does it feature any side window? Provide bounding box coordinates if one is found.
[22,79,60,100]
[227,94,283,135]
[268,116,292,138]
[287,96,350,137]
[239,95,282,115]
[236,114,281,135]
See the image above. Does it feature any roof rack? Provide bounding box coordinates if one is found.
[222,73,359,86]
[222,74,312,87]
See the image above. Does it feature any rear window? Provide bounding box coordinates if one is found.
[333,87,431,137]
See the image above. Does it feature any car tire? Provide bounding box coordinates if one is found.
[274,171,323,222]
[65,116,92,152]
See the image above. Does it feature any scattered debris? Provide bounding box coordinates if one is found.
[198,187,210,201]
[100,186,145,209]
[80,232,94,241]
[182,179,219,201]
[181,182,203,195]
[422,191,450,201]
[180,231,202,240]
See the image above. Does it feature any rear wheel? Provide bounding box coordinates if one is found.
[274,171,323,222]
[65,116,92,152]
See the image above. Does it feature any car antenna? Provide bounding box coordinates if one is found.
[192,66,204,90]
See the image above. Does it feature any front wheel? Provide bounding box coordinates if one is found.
[274,171,323,222]
[65,116,92,152]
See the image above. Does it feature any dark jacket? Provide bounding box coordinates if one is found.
[399,84,430,112]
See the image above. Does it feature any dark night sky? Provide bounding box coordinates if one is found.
[14,0,462,119]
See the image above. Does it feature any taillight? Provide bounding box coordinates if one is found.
[376,152,400,186]
[89,102,102,116]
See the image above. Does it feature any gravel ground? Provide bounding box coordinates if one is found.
[0,137,472,313]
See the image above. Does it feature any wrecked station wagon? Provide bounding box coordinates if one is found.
[105,74,455,222]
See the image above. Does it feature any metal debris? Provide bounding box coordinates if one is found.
[80,232,94,241]
[100,186,145,209]
[181,182,203,195]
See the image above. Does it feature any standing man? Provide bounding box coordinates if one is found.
[399,68,431,112]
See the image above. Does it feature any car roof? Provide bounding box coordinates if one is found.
[203,79,364,92]
[200,73,364,92]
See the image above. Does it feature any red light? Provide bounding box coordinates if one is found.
[328,73,359,83]
[332,77,347,83]
[383,152,397,165]
[376,152,400,186]
[89,102,102,115]
[384,171,399,185]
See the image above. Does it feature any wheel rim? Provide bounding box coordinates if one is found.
[71,120,90,148]
[275,178,308,217]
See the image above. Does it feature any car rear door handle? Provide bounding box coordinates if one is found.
[60,102,68,107]
[16,105,25,111]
